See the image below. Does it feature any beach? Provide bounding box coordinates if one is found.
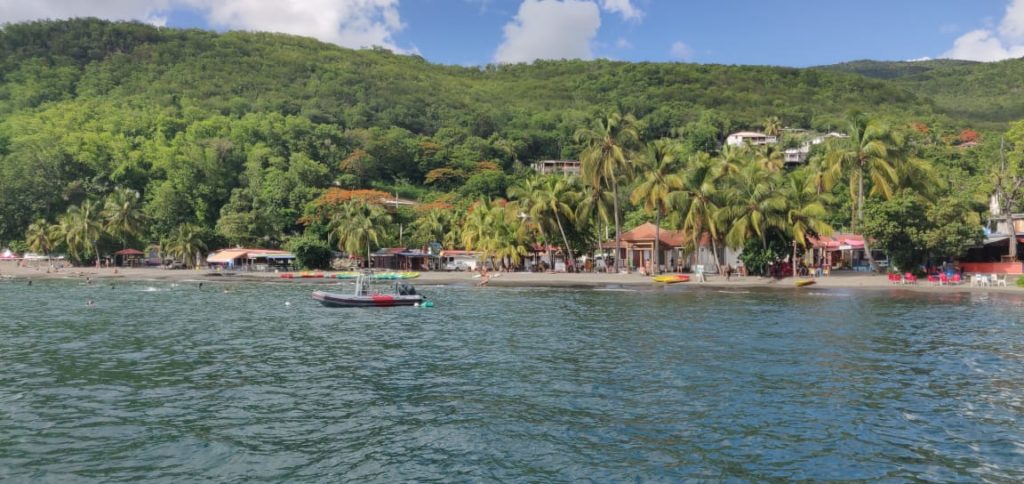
[2,261,1019,294]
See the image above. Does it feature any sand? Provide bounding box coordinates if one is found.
[2,260,1020,294]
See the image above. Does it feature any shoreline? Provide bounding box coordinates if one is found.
[2,262,1021,295]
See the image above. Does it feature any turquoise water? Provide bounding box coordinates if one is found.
[1,279,1023,481]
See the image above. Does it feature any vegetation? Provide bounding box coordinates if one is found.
[0,19,1014,270]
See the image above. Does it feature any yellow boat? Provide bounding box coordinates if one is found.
[795,279,816,287]
[652,274,690,284]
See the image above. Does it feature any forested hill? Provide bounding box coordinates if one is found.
[818,58,1024,123]
[0,18,1011,245]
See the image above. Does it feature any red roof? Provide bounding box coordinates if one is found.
[618,222,687,246]
[809,233,865,249]
[114,248,145,256]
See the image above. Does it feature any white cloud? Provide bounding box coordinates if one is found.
[0,0,172,26]
[669,40,692,61]
[943,0,1024,61]
[907,56,933,62]
[493,0,601,64]
[0,0,409,52]
[600,0,641,21]
[1000,0,1024,40]
[944,28,1024,61]
[615,37,632,49]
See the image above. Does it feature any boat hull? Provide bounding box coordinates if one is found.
[312,290,424,308]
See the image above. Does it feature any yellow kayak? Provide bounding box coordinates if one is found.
[653,274,690,284]
[795,279,816,287]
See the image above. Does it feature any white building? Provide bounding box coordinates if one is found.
[725,131,778,147]
[782,132,849,165]
[532,160,581,176]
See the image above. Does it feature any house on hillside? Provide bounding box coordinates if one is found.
[725,131,777,147]
[783,132,849,166]
[532,160,581,176]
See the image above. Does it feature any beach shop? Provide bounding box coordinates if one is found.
[603,223,687,273]
[206,248,296,271]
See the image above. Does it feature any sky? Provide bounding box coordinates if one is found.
[2,0,1024,66]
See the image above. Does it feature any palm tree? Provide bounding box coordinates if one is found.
[722,160,787,251]
[410,209,448,247]
[762,116,782,138]
[509,175,579,270]
[781,168,834,275]
[575,110,640,272]
[575,184,614,261]
[460,200,528,269]
[61,200,103,265]
[630,139,683,273]
[822,111,897,268]
[754,144,784,171]
[162,224,207,268]
[102,188,145,248]
[329,201,391,266]
[25,219,53,259]
[675,152,724,269]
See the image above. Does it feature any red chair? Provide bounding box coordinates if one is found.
[951,273,962,285]
[904,272,917,284]
[927,274,940,285]
[940,274,949,285]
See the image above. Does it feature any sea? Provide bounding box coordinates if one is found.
[1,279,1022,481]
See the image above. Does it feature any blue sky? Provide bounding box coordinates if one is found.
[3,0,1024,65]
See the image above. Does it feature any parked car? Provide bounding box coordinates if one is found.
[444,260,471,271]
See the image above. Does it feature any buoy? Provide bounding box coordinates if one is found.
[423,301,434,308]
[414,302,420,307]
[285,301,291,307]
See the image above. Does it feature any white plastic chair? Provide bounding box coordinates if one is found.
[995,274,1008,287]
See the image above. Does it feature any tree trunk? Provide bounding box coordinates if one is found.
[710,235,720,274]
[792,240,798,278]
[654,209,661,274]
[554,211,576,272]
[1007,209,1018,261]
[858,167,876,270]
[612,180,622,272]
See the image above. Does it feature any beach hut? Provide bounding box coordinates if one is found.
[113,248,145,267]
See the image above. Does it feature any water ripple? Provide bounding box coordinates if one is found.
[1,281,1023,480]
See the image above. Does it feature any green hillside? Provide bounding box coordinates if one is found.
[0,19,1010,256]
[816,58,1024,124]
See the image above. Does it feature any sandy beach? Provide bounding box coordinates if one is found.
[2,260,1021,294]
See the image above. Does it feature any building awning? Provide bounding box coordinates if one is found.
[114,248,145,256]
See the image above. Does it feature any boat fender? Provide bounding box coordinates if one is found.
[423,301,434,308]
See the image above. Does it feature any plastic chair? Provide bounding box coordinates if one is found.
[904,272,917,284]
[927,274,940,285]
[951,273,962,285]
[940,274,949,286]
[995,274,1008,287]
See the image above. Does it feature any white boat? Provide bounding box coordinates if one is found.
[312,272,425,308]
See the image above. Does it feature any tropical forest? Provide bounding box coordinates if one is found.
[3,18,1024,273]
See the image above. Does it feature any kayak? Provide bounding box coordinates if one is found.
[333,272,360,279]
[371,272,420,280]
[653,274,690,284]
[795,279,816,287]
